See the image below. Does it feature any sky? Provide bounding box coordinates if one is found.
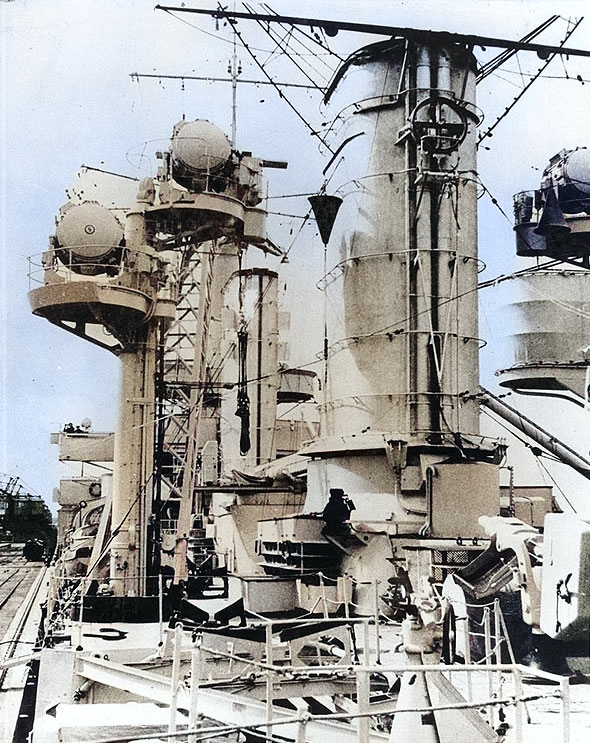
[2,0,590,514]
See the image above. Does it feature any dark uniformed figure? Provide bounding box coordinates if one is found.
[322,488,355,536]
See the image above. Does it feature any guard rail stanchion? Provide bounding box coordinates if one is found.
[362,618,372,667]
[356,667,371,743]
[319,573,328,619]
[265,622,274,741]
[188,632,202,743]
[484,605,493,721]
[344,574,351,618]
[560,674,571,743]
[373,578,381,664]
[513,664,524,742]
[168,623,183,742]
[296,711,309,743]
[158,573,164,645]
[75,578,85,650]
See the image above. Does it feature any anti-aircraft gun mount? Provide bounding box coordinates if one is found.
[498,147,590,398]
[513,147,590,262]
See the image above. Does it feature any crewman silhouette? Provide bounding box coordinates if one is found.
[322,488,355,536]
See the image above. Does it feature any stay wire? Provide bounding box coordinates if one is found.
[158,5,273,54]
[238,258,567,389]
[481,407,578,513]
[534,454,578,513]
[221,6,334,151]
[476,14,560,82]
[247,1,337,84]
[260,2,346,64]
[241,2,330,91]
[491,67,590,84]
[478,18,582,146]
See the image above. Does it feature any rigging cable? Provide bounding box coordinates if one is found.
[260,2,346,64]
[480,406,578,513]
[230,256,568,395]
[244,1,336,87]
[129,72,326,91]
[476,15,560,82]
[533,454,578,513]
[490,68,590,84]
[157,5,275,54]
[211,5,334,151]
[477,17,583,146]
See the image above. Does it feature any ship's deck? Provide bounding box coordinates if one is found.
[0,544,47,743]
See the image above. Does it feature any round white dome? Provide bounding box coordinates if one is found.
[170,119,231,173]
[563,148,590,195]
[56,202,123,260]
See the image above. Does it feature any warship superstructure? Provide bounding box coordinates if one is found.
[6,6,590,743]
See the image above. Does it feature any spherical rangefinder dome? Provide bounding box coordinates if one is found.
[170,119,232,173]
[55,202,124,260]
[563,148,590,196]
